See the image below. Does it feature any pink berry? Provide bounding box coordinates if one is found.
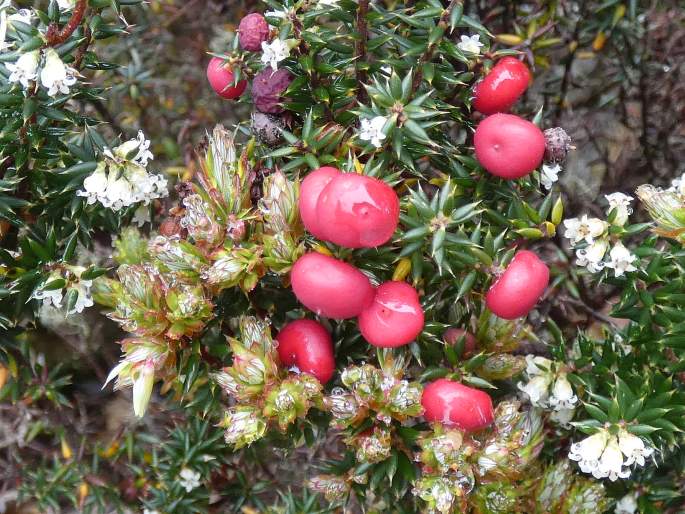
[238,13,270,52]
[421,378,494,433]
[252,68,292,114]
[299,166,341,239]
[291,253,375,319]
[474,113,546,179]
[443,328,477,357]
[315,173,399,248]
[358,281,424,348]
[275,319,335,384]
[473,57,531,114]
[485,250,549,319]
[206,57,247,100]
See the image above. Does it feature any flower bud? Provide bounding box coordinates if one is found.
[349,427,392,464]
[221,406,267,449]
[132,358,155,417]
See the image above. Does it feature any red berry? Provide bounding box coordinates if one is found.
[474,113,545,180]
[421,378,494,433]
[358,281,424,348]
[485,250,549,319]
[443,328,477,356]
[275,319,335,384]
[206,57,247,100]
[252,68,292,114]
[238,13,270,52]
[299,166,341,239]
[473,57,531,114]
[291,253,375,319]
[315,174,399,248]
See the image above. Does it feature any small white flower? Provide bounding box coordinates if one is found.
[563,215,608,246]
[143,509,161,514]
[518,374,552,407]
[178,467,202,493]
[604,242,637,277]
[615,492,638,514]
[575,238,609,273]
[40,48,78,96]
[605,192,633,226]
[7,8,32,26]
[6,50,39,88]
[618,429,653,467]
[132,358,155,418]
[318,0,340,6]
[525,355,552,376]
[359,115,388,148]
[33,286,64,308]
[264,9,288,19]
[569,430,609,475]
[56,0,76,9]
[596,436,630,481]
[541,163,561,190]
[66,280,93,315]
[668,173,685,196]
[261,39,290,71]
[550,407,575,427]
[548,373,578,410]
[114,130,154,167]
[78,163,108,205]
[457,34,484,55]
[133,204,151,227]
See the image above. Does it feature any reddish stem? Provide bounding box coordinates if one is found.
[46,0,87,47]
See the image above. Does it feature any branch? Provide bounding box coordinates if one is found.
[411,0,461,92]
[45,0,87,47]
[355,0,370,104]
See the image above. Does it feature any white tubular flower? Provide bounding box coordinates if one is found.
[576,238,609,273]
[178,467,201,493]
[596,436,630,481]
[33,285,64,308]
[359,115,388,148]
[40,48,78,96]
[6,50,39,88]
[457,34,484,54]
[615,492,638,514]
[525,355,552,375]
[77,163,108,205]
[8,8,32,26]
[605,192,633,226]
[518,374,553,407]
[568,430,609,475]
[66,280,94,315]
[56,0,76,9]
[114,130,154,167]
[132,358,155,418]
[541,163,561,190]
[548,373,578,410]
[618,429,653,467]
[318,0,340,6]
[604,242,638,277]
[133,204,151,227]
[550,407,575,427]
[563,215,608,246]
[261,39,290,71]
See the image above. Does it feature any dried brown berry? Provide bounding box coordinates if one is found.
[238,13,270,52]
[544,127,573,163]
[252,69,292,114]
[251,111,284,147]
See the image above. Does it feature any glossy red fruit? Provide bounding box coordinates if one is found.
[486,250,549,319]
[473,57,531,114]
[238,13,270,52]
[315,174,400,248]
[299,167,341,239]
[275,319,335,384]
[206,57,247,100]
[291,253,375,319]
[358,281,424,348]
[443,328,477,356]
[421,378,494,433]
[474,113,545,179]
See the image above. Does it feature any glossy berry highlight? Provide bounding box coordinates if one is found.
[421,378,494,433]
[276,319,335,384]
[473,57,531,114]
[206,57,247,100]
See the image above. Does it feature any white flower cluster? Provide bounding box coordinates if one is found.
[78,131,168,212]
[359,115,388,148]
[568,428,653,481]
[178,467,202,493]
[6,47,79,96]
[261,39,290,71]
[457,34,484,55]
[518,355,578,426]
[563,193,638,276]
[32,269,94,316]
